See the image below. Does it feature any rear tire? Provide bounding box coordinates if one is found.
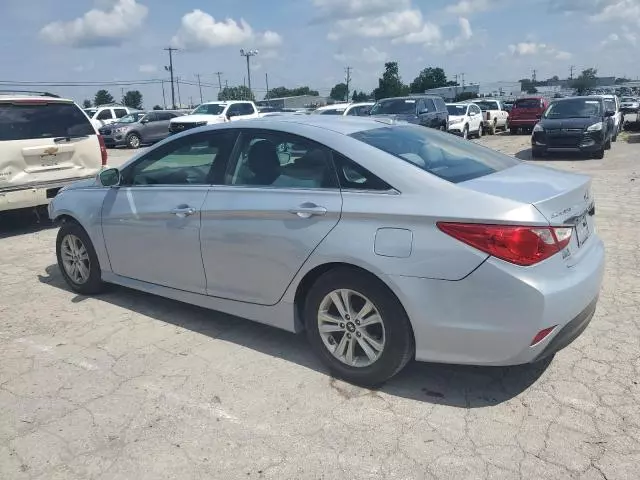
[304,268,414,387]
[56,221,104,295]
[489,119,496,135]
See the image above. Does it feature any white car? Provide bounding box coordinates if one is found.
[312,103,374,116]
[600,95,622,141]
[169,101,259,134]
[446,103,483,139]
[0,93,106,212]
[83,105,133,130]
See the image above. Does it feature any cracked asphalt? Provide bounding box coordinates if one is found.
[1,129,639,479]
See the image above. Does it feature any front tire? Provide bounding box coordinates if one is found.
[304,268,414,387]
[126,133,141,149]
[604,137,612,150]
[462,125,469,140]
[56,221,104,295]
[476,123,483,138]
[592,147,605,159]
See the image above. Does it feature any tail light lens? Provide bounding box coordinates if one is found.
[98,135,108,166]
[437,223,573,266]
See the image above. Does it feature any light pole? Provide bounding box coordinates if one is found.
[240,49,259,98]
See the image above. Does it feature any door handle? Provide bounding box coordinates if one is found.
[289,203,327,219]
[171,205,196,218]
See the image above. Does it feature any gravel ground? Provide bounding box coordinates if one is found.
[0,129,639,480]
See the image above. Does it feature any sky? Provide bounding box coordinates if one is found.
[1,0,639,107]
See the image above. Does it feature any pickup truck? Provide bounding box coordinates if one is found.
[471,99,509,135]
[169,100,259,134]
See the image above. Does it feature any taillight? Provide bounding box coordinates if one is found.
[98,135,108,166]
[437,223,573,266]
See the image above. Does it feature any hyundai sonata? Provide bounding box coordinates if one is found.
[49,116,604,386]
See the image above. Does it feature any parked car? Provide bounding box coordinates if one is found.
[0,92,106,212]
[532,96,615,159]
[312,103,374,116]
[620,96,639,116]
[446,102,483,139]
[600,95,621,142]
[169,101,259,134]
[83,105,133,130]
[49,116,603,386]
[99,111,182,148]
[369,95,448,130]
[471,99,509,134]
[507,97,550,134]
[311,104,350,115]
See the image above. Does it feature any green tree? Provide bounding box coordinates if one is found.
[122,90,143,109]
[352,90,370,102]
[82,99,92,108]
[94,89,114,106]
[572,68,598,95]
[265,86,319,99]
[152,105,163,110]
[218,85,255,101]
[373,62,410,100]
[410,67,451,93]
[330,83,349,101]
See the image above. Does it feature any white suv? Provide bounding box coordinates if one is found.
[84,105,133,130]
[0,93,106,212]
[169,101,259,134]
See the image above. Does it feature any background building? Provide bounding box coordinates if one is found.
[257,95,327,109]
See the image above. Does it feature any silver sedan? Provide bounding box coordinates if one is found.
[49,116,604,386]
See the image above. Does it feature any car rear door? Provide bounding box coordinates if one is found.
[101,130,238,294]
[0,99,102,194]
[200,128,342,305]
[140,112,164,141]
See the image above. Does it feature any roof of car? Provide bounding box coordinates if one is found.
[315,104,350,111]
[0,94,73,103]
[221,115,398,135]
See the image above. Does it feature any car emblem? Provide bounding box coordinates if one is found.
[43,147,59,156]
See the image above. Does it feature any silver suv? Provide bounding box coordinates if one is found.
[99,111,181,149]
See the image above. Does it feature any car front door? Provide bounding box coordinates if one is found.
[469,104,482,132]
[200,129,342,305]
[154,112,177,141]
[141,112,165,141]
[418,99,437,128]
[101,130,238,294]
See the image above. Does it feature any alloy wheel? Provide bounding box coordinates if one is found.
[60,234,91,285]
[317,289,386,368]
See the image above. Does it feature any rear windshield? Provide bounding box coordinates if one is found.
[473,101,499,111]
[350,125,518,184]
[514,98,541,109]
[370,99,417,115]
[447,105,467,115]
[0,102,95,141]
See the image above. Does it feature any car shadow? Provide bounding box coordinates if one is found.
[0,208,55,240]
[38,264,551,408]
[515,148,596,161]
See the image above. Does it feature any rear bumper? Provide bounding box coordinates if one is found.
[509,119,538,127]
[0,176,96,211]
[384,235,604,366]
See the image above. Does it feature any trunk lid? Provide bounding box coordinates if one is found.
[0,99,102,190]
[462,163,595,265]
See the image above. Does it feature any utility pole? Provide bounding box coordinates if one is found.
[532,69,537,83]
[265,73,270,106]
[454,74,459,99]
[240,49,259,98]
[164,47,178,109]
[195,74,203,103]
[176,76,182,108]
[121,87,125,104]
[189,96,193,108]
[345,66,353,102]
[460,72,466,87]
[570,65,575,80]
[214,72,223,91]
[161,80,166,109]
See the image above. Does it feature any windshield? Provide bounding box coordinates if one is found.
[472,101,499,111]
[370,99,417,115]
[514,99,541,109]
[118,112,146,124]
[1,102,95,141]
[544,99,602,118]
[446,105,467,116]
[192,104,225,115]
[350,125,518,184]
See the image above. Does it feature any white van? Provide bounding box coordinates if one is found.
[0,93,106,212]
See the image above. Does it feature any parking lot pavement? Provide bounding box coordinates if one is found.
[1,133,639,480]
[105,147,145,168]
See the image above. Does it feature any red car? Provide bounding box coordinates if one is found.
[508,97,550,134]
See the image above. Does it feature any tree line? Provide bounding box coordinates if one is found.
[84,89,144,109]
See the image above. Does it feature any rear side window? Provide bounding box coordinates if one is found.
[433,97,446,111]
[114,108,128,118]
[0,102,95,141]
[96,109,113,120]
[350,125,518,184]
[514,99,542,109]
[333,153,392,191]
[604,99,616,112]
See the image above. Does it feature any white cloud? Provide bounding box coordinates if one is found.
[548,0,640,25]
[442,17,475,52]
[171,10,282,50]
[362,46,388,63]
[507,42,572,59]
[40,0,148,47]
[392,22,442,45]
[447,0,492,15]
[313,0,411,20]
[600,27,638,47]
[328,9,423,40]
[139,64,158,73]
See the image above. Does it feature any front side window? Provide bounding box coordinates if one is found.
[0,102,94,141]
[123,131,237,186]
[604,99,616,113]
[114,108,128,118]
[350,125,518,184]
[239,103,256,115]
[192,104,225,115]
[226,131,337,189]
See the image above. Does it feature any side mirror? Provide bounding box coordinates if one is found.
[418,109,430,115]
[99,168,120,187]
[140,118,149,124]
[605,110,615,117]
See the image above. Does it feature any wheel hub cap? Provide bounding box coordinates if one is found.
[60,234,90,285]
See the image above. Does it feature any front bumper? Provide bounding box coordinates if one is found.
[100,134,127,147]
[532,129,605,152]
[448,123,466,134]
[384,234,604,366]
